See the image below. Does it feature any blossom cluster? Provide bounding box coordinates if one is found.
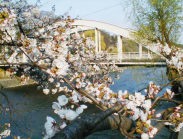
[121,92,158,138]
[154,43,183,74]
[0,8,17,43]
[44,94,87,138]
[0,123,11,138]
[163,105,183,132]
[146,81,160,98]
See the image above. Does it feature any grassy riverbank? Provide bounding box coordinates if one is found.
[0,68,36,88]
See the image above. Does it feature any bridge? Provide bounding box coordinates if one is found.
[71,20,165,65]
[0,20,166,66]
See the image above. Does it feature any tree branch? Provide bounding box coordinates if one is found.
[53,105,123,139]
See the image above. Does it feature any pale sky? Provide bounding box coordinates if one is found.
[27,0,183,44]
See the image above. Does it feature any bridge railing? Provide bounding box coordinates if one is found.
[106,52,159,60]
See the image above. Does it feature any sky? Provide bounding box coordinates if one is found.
[27,0,183,44]
[26,0,136,29]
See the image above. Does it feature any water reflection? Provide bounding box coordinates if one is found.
[110,66,169,93]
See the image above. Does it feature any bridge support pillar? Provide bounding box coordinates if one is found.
[139,44,142,59]
[98,31,101,53]
[95,28,101,54]
[95,28,99,54]
[117,35,123,61]
[82,32,85,38]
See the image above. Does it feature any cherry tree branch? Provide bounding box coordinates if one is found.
[53,105,123,139]
[62,77,108,110]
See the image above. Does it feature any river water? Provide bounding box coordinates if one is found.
[0,66,171,139]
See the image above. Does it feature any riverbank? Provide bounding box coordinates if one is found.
[0,69,37,89]
[0,78,37,89]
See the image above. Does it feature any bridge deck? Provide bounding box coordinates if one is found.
[0,61,166,67]
[90,61,166,66]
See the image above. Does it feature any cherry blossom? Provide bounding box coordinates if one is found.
[148,127,158,138]
[57,95,69,106]
[43,89,50,95]
[142,99,151,111]
[52,102,61,111]
[48,78,54,83]
[155,113,162,118]
[44,116,58,139]
[65,109,79,121]
[141,133,149,139]
[174,122,183,132]
[0,129,11,138]
[163,89,175,99]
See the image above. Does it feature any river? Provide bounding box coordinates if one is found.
[0,66,172,139]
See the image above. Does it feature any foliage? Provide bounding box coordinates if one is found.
[131,0,183,46]
[84,30,141,53]
[84,30,107,50]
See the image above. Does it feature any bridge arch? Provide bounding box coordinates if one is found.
[72,20,135,40]
[72,20,142,60]
[72,20,163,60]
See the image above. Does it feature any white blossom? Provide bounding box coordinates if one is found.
[166,89,174,98]
[60,122,67,129]
[103,93,111,100]
[148,127,158,138]
[58,87,64,92]
[32,7,40,16]
[52,102,61,111]
[131,108,140,120]
[22,11,31,17]
[76,107,84,114]
[126,101,136,110]
[71,94,79,103]
[76,105,87,115]
[44,116,57,139]
[93,65,100,71]
[171,56,179,66]
[43,89,50,95]
[146,120,151,125]
[163,44,171,55]
[80,105,87,109]
[48,78,54,83]
[140,111,148,122]
[129,95,135,101]
[135,92,145,103]
[56,83,61,88]
[110,97,117,104]
[0,129,11,138]
[57,95,69,106]
[57,108,67,119]
[174,122,183,132]
[155,113,162,118]
[142,99,151,111]
[141,133,149,139]
[164,122,173,125]
[65,109,78,121]
[51,89,57,94]
[55,63,69,76]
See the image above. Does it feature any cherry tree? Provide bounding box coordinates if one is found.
[0,0,183,139]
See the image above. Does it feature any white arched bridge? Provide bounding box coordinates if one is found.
[0,20,166,66]
[72,20,165,65]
